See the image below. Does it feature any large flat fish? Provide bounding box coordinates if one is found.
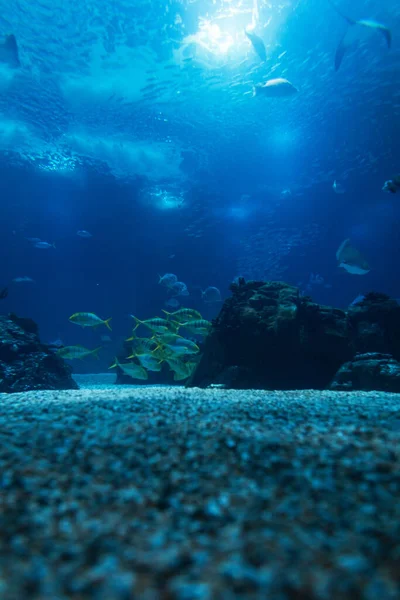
[327,0,391,71]
[245,30,267,62]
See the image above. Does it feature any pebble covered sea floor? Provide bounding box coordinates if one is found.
[0,379,400,599]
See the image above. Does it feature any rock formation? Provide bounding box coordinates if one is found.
[187,281,400,392]
[0,314,78,393]
[330,353,400,392]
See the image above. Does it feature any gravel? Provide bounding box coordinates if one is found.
[0,385,399,599]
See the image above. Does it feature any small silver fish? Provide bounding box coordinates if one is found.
[170,281,189,297]
[47,338,64,349]
[34,241,55,249]
[77,230,93,238]
[349,294,365,306]
[12,276,35,284]
[333,180,345,194]
[165,298,180,309]
[202,286,222,303]
[158,273,178,287]
[382,175,400,194]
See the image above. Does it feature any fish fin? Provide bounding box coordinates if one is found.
[104,318,112,331]
[4,34,18,49]
[109,362,117,369]
[336,238,350,261]
[379,25,391,49]
[162,310,171,319]
[1,34,20,67]
[326,0,356,25]
[125,336,134,342]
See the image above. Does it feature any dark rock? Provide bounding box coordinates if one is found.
[0,314,78,393]
[330,353,400,392]
[8,313,39,335]
[347,292,400,359]
[188,281,352,390]
[187,282,400,391]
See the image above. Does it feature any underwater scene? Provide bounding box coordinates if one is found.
[0,0,399,389]
[0,0,400,597]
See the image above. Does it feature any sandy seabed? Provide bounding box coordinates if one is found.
[0,378,399,599]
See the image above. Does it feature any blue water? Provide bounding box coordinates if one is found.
[0,0,398,372]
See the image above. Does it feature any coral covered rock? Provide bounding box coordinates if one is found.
[188,281,352,389]
[0,314,78,393]
[330,353,400,392]
[347,292,400,359]
[187,282,400,391]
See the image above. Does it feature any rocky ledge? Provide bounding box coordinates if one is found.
[0,313,77,393]
[187,281,400,391]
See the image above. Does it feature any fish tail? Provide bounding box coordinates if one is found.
[91,347,102,359]
[104,318,112,331]
[126,329,138,341]
[52,243,56,248]
[131,316,141,331]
